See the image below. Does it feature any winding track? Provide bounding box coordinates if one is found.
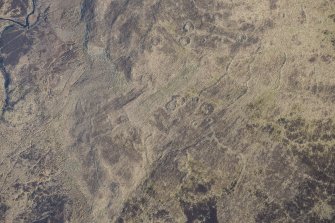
[0,0,37,114]
[0,0,36,28]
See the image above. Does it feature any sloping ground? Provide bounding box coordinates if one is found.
[0,0,334,222]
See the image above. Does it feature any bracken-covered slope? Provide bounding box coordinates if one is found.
[0,0,335,222]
